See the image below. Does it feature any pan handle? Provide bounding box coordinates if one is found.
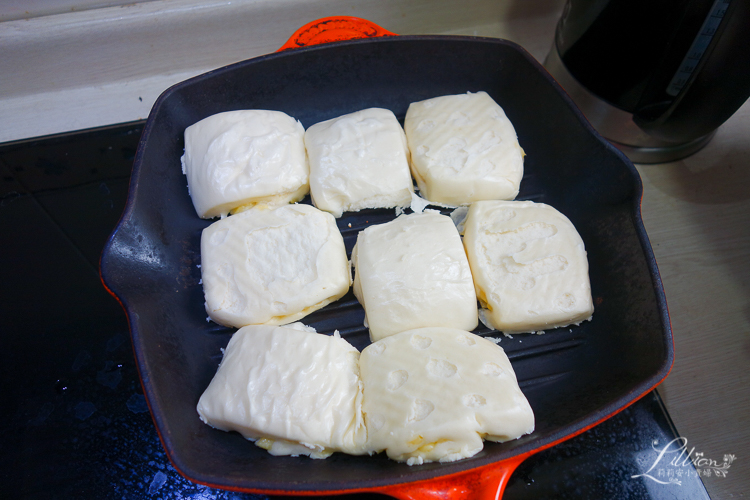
[277,16,397,51]
[376,456,525,500]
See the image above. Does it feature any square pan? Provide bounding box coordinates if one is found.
[100,35,672,495]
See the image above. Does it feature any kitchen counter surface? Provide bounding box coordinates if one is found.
[2,0,748,497]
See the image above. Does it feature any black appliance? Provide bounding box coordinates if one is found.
[545,0,750,163]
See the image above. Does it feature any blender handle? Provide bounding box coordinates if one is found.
[634,0,750,142]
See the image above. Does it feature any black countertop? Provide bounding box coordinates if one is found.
[0,123,711,499]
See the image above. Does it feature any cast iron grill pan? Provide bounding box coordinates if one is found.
[100,35,672,495]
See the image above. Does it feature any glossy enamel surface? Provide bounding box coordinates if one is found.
[100,36,672,494]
